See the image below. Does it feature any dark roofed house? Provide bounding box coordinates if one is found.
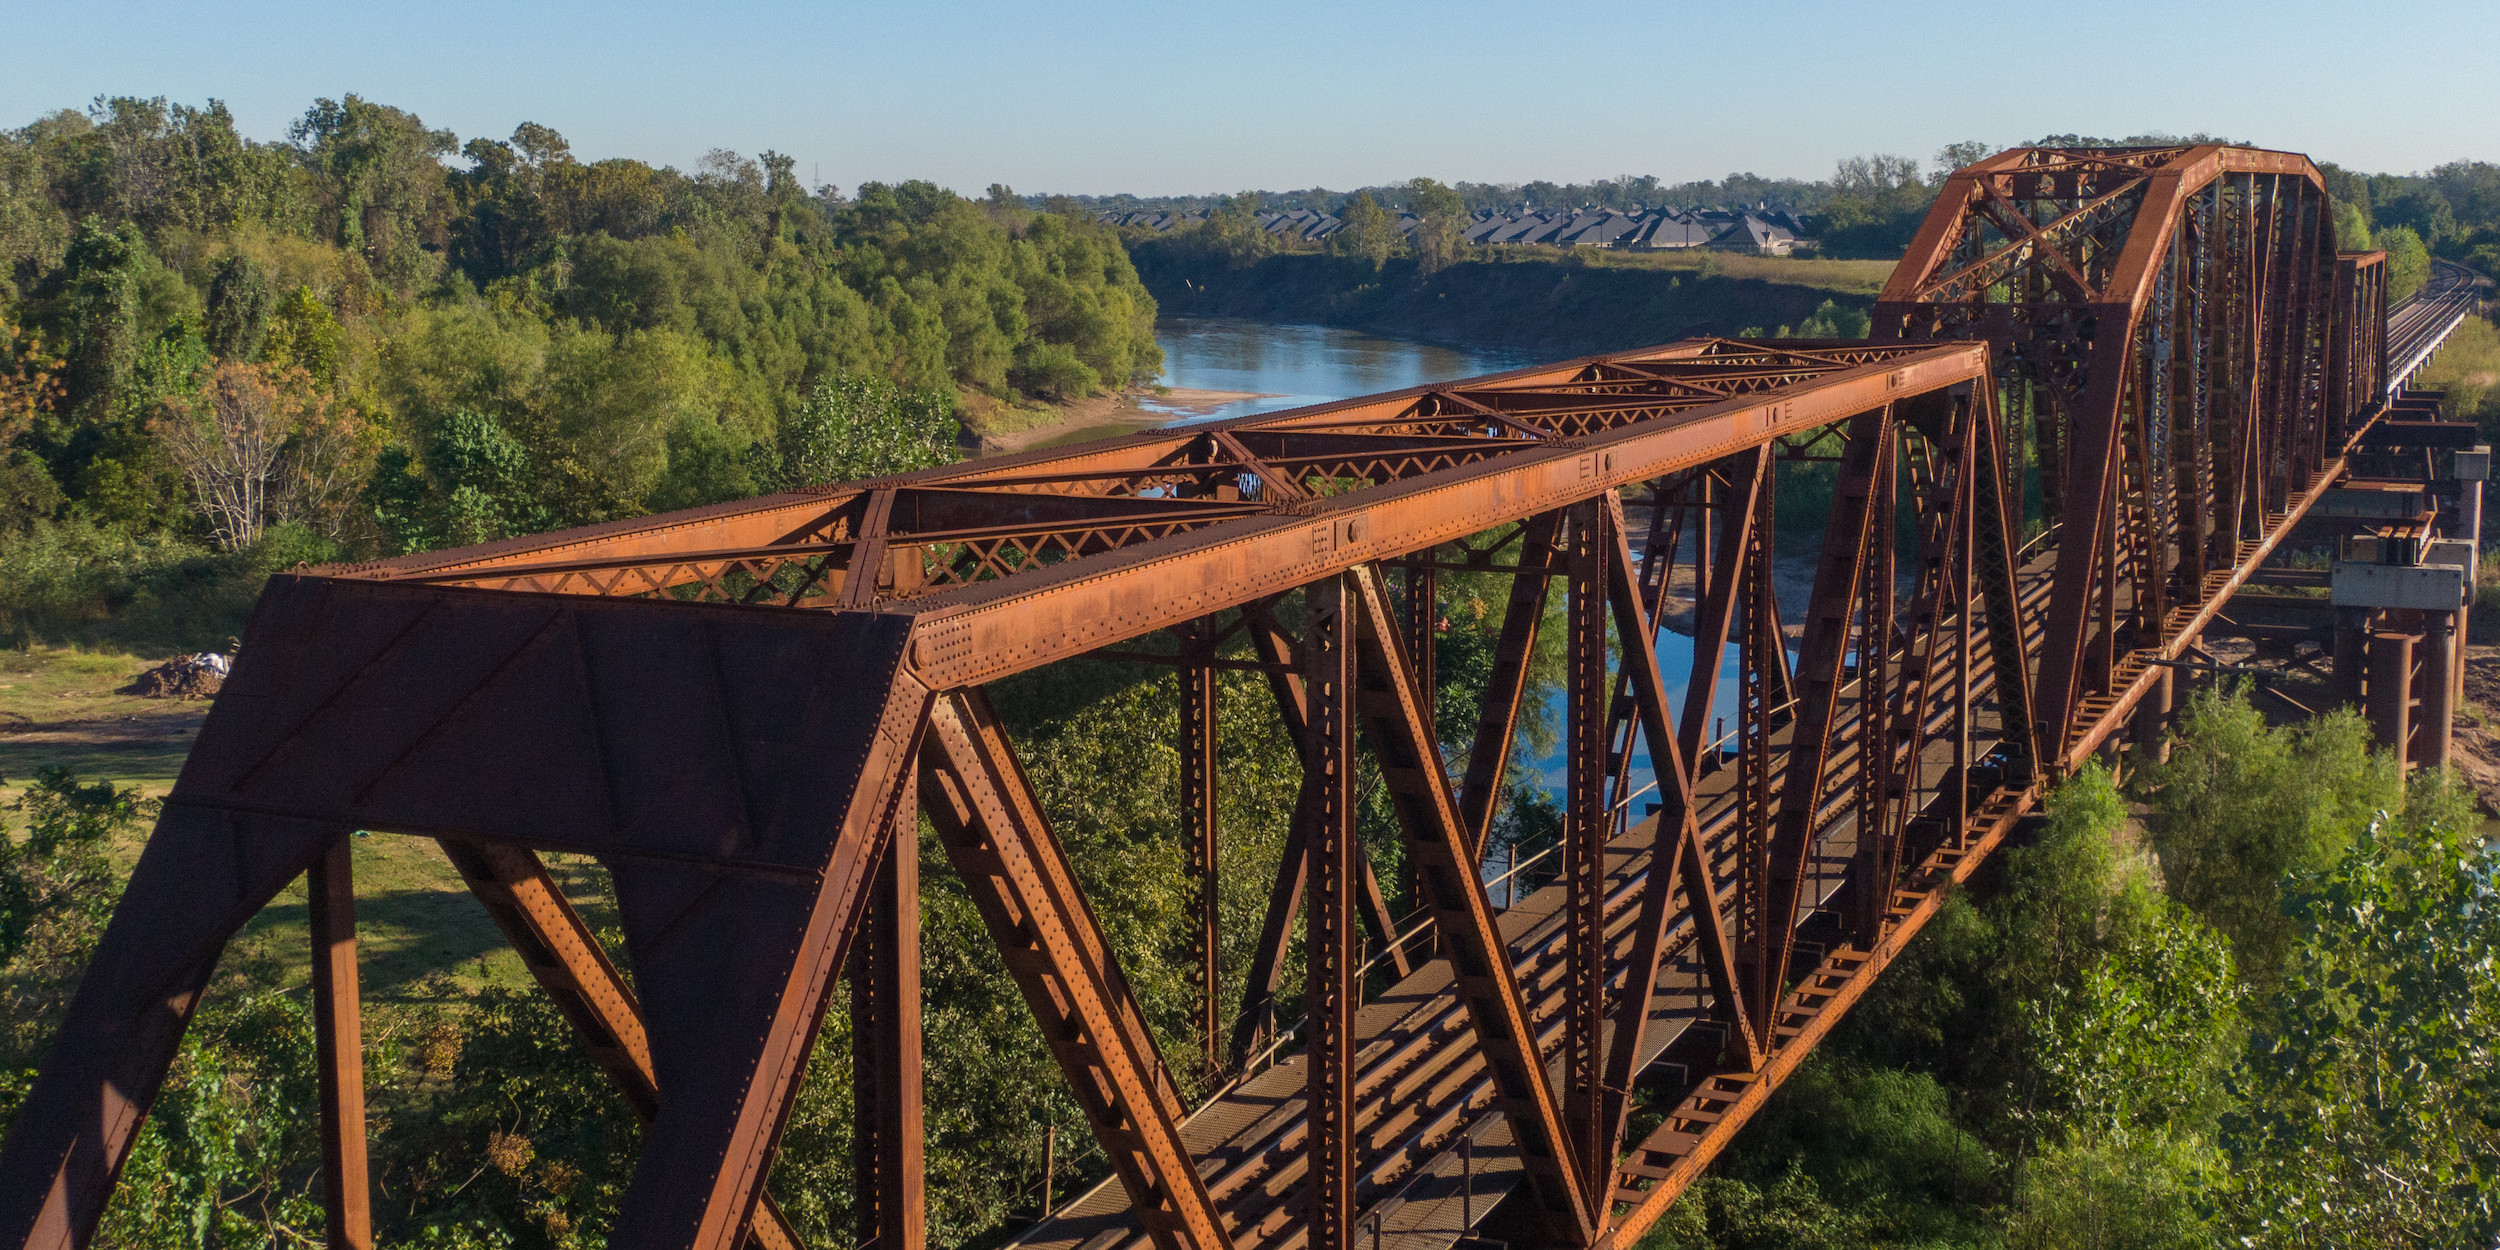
[1486,214,1551,245]
[1558,212,1644,248]
[1500,215,1560,243]
[1703,214,1797,256]
[1463,214,1518,245]
[1638,216,1718,250]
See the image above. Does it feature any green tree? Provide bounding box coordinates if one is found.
[2225,784,2500,1247]
[1795,299,1871,339]
[2003,1128,2219,1250]
[1329,193,1400,270]
[2376,224,2431,303]
[289,95,456,287]
[366,407,548,553]
[259,285,342,391]
[763,371,959,490]
[2140,689,2397,984]
[2333,200,2373,253]
[202,254,271,361]
[1406,177,1466,274]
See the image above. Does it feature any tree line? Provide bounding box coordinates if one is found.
[0,93,1161,648]
[1650,688,2498,1248]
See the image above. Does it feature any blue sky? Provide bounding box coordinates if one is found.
[7,0,2495,196]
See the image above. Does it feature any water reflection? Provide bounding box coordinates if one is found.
[1143,318,1530,423]
[1132,317,1766,870]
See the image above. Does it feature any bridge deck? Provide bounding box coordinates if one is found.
[1009,551,2057,1250]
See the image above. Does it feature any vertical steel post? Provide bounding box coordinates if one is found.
[1180,622,1221,1075]
[853,791,925,1250]
[1953,422,1976,843]
[1735,455,1777,1067]
[2334,608,2370,707]
[308,836,372,1250]
[2369,629,2418,765]
[2134,667,2174,765]
[2420,611,2456,772]
[1563,498,1609,1184]
[1852,432,1897,943]
[1405,554,1438,943]
[1305,574,1357,1250]
[1405,553,1439,733]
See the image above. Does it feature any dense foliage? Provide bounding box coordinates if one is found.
[1645,688,2500,1249]
[0,95,1161,647]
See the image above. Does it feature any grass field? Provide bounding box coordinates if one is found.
[1474,245,1900,296]
[0,644,580,998]
[2419,312,2500,420]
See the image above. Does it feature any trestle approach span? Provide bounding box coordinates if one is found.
[0,145,2484,1250]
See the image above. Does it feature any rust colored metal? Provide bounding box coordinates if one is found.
[1,145,2448,1250]
[1561,499,1610,1202]
[1304,574,1358,1250]
[1180,622,1222,1075]
[919,691,1223,1250]
[307,837,371,1250]
[853,814,925,1250]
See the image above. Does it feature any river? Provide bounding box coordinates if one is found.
[1139,317,1530,424]
[1137,318,1753,838]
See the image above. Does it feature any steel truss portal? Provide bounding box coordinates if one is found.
[0,144,2405,1250]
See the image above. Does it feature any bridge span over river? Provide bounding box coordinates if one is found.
[0,145,2489,1250]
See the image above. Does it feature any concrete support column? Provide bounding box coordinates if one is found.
[2420,611,2456,772]
[2133,666,2175,765]
[2334,608,2371,708]
[2369,629,2419,766]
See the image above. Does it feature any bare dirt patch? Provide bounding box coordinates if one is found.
[2452,642,2500,812]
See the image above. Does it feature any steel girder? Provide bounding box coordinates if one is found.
[1875,143,2380,773]
[0,169,2404,1250]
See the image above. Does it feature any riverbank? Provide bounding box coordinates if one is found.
[1130,246,1896,360]
[958,387,1284,455]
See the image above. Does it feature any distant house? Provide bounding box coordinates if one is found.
[1557,212,1644,248]
[1514,216,1573,245]
[1704,214,1797,256]
[1637,216,1718,250]
[1486,215,1549,244]
[1463,213,1518,245]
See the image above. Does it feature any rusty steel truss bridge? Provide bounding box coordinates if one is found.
[0,145,2489,1250]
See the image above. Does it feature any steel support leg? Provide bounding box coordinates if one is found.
[1305,574,1357,1250]
[1766,405,1893,1018]
[308,837,372,1250]
[2334,607,2369,708]
[852,813,924,1250]
[2370,630,2417,765]
[438,839,806,1250]
[2420,611,2455,771]
[0,806,342,1250]
[2133,667,2174,764]
[1562,500,1609,1184]
[1180,625,1221,1075]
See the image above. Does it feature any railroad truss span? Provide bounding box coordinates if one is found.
[0,144,2486,1250]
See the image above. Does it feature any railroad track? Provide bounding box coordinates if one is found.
[1007,553,2056,1250]
[2387,260,2489,392]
